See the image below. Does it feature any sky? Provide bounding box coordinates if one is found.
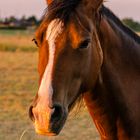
[0,0,140,21]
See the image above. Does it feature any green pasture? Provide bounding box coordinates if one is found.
[0,29,37,52]
[0,29,34,36]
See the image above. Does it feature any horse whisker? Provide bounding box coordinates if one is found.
[19,127,34,140]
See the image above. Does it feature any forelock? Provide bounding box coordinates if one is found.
[44,0,81,24]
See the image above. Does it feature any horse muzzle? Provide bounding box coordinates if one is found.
[29,104,67,136]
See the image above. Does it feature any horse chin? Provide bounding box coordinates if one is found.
[35,128,57,136]
[35,123,61,136]
[34,113,67,136]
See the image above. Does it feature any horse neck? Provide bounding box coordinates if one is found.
[98,14,140,80]
[99,15,140,93]
[99,16,140,67]
[96,12,140,137]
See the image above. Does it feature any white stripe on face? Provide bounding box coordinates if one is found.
[38,19,64,108]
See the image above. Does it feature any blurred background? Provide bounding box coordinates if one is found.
[0,0,140,140]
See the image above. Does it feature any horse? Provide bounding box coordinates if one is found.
[29,0,103,136]
[29,0,140,139]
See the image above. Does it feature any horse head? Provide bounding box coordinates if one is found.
[29,0,103,136]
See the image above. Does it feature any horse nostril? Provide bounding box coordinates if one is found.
[29,106,35,121]
[51,104,63,122]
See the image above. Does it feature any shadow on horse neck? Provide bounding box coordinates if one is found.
[95,5,140,139]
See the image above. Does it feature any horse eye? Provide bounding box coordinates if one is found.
[32,38,38,47]
[79,39,90,49]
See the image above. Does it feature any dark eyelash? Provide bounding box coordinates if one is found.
[40,32,44,43]
[79,39,90,49]
[32,38,38,47]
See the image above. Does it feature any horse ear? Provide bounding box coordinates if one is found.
[45,0,52,5]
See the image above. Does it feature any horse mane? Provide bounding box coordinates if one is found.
[101,5,140,44]
[44,0,81,23]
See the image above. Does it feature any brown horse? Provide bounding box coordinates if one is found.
[29,0,140,139]
[29,0,103,137]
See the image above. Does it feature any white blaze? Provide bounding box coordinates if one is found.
[38,19,64,108]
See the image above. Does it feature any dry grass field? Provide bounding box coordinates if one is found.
[0,30,36,52]
[0,30,99,140]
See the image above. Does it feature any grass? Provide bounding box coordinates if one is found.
[0,29,37,52]
[0,29,99,140]
[0,29,32,36]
